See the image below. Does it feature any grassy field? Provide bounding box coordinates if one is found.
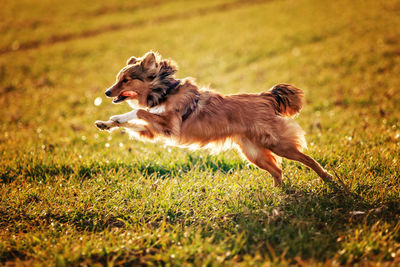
[1,0,400,265]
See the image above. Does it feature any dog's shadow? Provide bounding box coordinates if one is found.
[134,153,248,178]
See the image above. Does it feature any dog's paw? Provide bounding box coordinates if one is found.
[110,115,128,124]
[95,120,111,130]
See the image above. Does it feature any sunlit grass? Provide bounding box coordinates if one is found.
[1,0,399,265]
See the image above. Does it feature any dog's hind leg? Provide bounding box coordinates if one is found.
[270,146,332,183]
[237,138,283,187]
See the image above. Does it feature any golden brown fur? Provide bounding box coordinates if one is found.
[95,51,332,186]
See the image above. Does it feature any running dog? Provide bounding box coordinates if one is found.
[95,51,332,186]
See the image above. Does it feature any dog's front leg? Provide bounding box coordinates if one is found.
[95,120,121,130]
[137,110,181,136]
[109,110,138,124]
[95,120,146,131]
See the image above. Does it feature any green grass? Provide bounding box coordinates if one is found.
[1,0,400,265]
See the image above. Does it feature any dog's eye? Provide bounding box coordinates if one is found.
[148,75,156,80]
[122,78,129,83]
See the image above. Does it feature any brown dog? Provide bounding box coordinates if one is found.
[95,51,332,186]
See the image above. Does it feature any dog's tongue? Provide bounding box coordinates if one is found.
[121,91,137,97]
[113,91,137,103]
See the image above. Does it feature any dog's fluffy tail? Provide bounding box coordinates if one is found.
[265,84,304,117]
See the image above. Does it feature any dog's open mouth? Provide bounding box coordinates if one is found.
[113,91,137,103]
[113,95,129,103]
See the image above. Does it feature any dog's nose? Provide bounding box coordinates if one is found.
[105,90,112,97]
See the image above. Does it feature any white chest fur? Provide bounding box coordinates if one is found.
[149,104,166,115]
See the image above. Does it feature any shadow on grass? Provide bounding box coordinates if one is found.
[2,182,399,265]
[0,209,126,232]
[208,185,400,263]
[2,158,399,264]
[0,154,247,183]
[5,185,398,265]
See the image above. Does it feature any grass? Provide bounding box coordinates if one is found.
[1,0,400,265]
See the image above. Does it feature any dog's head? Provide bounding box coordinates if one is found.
[105,51,178,107]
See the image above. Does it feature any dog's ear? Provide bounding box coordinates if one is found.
[162,59,178,75]
[126,56,137,65]
[141,52,158,70]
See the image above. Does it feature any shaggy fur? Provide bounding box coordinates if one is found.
[95,51,332,186]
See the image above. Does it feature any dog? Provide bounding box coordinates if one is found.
[95,51,333,186]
